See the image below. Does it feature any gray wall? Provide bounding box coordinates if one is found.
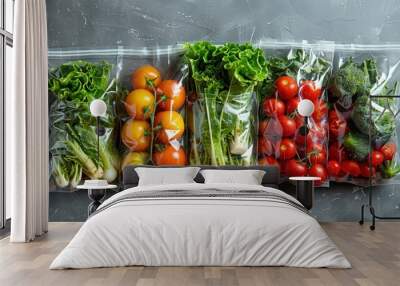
[47,0,400,222]
[47,0,400,48]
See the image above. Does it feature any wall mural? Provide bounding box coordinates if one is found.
[48,42,400,191]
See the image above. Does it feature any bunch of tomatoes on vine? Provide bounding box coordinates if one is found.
[258,75,329,185]
[120,64,187,167]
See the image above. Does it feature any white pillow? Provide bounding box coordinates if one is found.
[135,167,200,186]
[200,169,265,185]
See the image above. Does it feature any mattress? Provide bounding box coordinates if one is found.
[50,183,350,269]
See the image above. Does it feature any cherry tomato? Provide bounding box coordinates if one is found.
[329,142,346,162]
[156,80,186,111]
[279,138,297,160]
[258,156,279,169]
[153,145,186,166]
[275,76,298,101]
[154,111,185,144]
[327,160,341,177]
[262,98,285,117]
[308,164,327,185]
[312,100,328,122]
[286,97,300,114]
[258,137,274,156]
[286,159,307,177]
[121,120,151,152]
[329,109,347,138]
[341,160,361,177]
[278,115,296,137]
[300,80,321,102]
[124,89,155,120]
[131,65,161,90]
[308,147,327,165]
[380,142,396,161]
[360,163,376,178]
[370,150,384,167]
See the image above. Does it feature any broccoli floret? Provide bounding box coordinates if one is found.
[332,59,367,98]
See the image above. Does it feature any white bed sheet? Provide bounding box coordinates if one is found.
[50,183,350,269]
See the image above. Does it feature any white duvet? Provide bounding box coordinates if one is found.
[50,183,351,269]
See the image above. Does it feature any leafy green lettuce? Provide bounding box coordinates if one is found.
[185,41,269,166]
[49,60,122,188]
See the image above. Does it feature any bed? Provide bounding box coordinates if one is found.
[50,166,350,269]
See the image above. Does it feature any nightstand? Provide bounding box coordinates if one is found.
[289,176,320,210]
[77,184,118,216]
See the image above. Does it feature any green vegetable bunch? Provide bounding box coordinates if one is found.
[49,60,123,189]
[185,41,269,166]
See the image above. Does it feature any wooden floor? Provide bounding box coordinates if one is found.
[0,222,399,286]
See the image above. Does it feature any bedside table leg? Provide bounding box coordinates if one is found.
[87,189,106,216]
[296,181,314,210]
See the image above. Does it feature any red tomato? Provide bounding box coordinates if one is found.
[153,145,187,166]
[286,159,307,177]
[156,80,186,111]
[329,142,346,162]
[263,98,285,117]
[360,164,376,178]
[275,76,298,101]
[286,97,300,114]
[258,156,279,169]
[327,160,341,177]
[308,164,328,185]
[312,100,328,122]
[258,137,274,156]
[279,139,297,160]
[329,109,347,138]
[300,80,321,101]
[380,142,396,161]
[341,160,361,177]
[278,115,296,137]
[369,151,384,167]
[308,148,327,165]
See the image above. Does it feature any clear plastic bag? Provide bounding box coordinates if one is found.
[48,50,122,191]
[185,42,268,166]
[117,46,189,167]
[257,41,334,185]
[328,45,400,184]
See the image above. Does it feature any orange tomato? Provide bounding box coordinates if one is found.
[131,65,161,90]
[124,89,155,120]
[153,145,187,166]
[156,80,186,111]
[121,120,151,152]
[154,111,185,144]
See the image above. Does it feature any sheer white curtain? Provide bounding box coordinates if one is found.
[9,0,49,242]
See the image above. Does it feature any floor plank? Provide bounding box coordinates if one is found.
[0,222,399,286]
